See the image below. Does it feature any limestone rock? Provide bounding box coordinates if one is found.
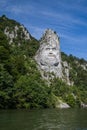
[4,25,31,44]
[55,99,70,109]
[81,102,87,108]
[62,61,71,85]
[35,29,62,80]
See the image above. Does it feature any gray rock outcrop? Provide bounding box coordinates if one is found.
[4,25,31,45]
[62,61,71,85]
[55,99,70,109]
[35,29,62,80]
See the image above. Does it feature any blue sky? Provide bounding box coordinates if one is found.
[0,0,87,60]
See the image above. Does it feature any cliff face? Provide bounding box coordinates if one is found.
[35,29,73,85]
[4,25,31,44]
[0,15,87,108]
[62,61,71,85]
[35,29,62,80]
[0,15,31,46]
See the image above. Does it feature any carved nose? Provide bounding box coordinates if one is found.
[49,52,52,54]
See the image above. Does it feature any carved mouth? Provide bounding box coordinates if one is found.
[40,61,59,67]
[48,54,55,57]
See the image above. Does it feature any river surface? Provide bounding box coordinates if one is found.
[0,108,87,130]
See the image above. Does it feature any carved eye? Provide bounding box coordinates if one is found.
[46,48,50,50]
[54,62,59,66]
[52,48,56,50]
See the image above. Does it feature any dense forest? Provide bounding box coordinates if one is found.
[0,15,87,109]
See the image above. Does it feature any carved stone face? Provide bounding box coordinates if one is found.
[40,42,59,66]
[35,29,62,79]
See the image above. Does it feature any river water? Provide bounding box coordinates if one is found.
[0,108,87,130]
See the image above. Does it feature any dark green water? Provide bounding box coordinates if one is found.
[0,109,87,130]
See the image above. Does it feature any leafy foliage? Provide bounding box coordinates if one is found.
[0,15,87,109]
[61,52,87,105]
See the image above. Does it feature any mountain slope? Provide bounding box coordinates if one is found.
[0,15,87,109]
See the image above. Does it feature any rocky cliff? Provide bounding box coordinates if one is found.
[0,15,87,108]
[0,15,31,46]
[4,25,31,45]
[35,29,72,85]
[35,29,62,79]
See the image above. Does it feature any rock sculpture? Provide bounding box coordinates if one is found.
[35,29,62,80]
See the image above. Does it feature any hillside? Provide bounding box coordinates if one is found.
[0,15,87,109]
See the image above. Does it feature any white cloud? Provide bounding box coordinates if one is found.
[5,4,34,15]
[0,0,7,5]
[0,0,8,8]
[41,11,87,27]
[59,31,87,47]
